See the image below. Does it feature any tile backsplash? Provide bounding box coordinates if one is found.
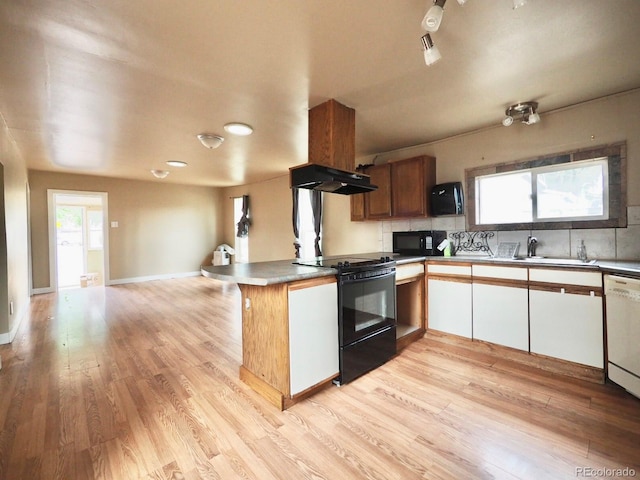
[380,205,640,261]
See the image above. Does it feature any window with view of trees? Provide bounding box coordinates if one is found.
[465,143,626,231]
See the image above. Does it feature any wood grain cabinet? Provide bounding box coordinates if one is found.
[395,262,426,351]
[529,268,604,368]
[351,155,436,221]
[239,276,339,410]
[365,163,392,219]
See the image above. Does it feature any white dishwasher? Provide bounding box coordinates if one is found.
[605,274,640,399]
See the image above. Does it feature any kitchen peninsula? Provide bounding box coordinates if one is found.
[201,254,424,410]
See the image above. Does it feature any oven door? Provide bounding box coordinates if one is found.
[338,269,396,346]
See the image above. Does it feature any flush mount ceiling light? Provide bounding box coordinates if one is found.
[151,169,169,179]
[166,160,187,167]
[456,0,468,4]
[512,0,527,8]
[224,122,253,136]
[421,33,442,66]
[502,101,541,126]
[421,0,447,32]
[197,133,225,149]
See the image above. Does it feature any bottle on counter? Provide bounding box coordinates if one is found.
[577,239,587,262]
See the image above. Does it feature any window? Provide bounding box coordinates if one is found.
[466,142,626,231]
[233,197,249,263]
[87,209,103,249]
[297,189,320,259]
[475,158,608,225]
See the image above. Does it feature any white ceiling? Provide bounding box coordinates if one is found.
[2,0,640,187]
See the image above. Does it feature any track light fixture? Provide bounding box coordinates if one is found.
[421,34,442,66]
[512,0,527,9]
[502,102,541,127]
[422,0,447,32]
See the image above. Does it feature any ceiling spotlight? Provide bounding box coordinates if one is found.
[151,169,169,179]
[197,133,225,149]
[166,160,187,167]
[421,0,446,32]
[421,34,442,66]
[503,101,540,126]
[502,115,514,127]
[224,122,253,136]
[512,0,526,9]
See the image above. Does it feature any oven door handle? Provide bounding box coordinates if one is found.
[339,269,396,285]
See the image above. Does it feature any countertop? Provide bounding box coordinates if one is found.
[201,252,640,286]
[200,253,423,286]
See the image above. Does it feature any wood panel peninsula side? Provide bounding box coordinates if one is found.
[201,261,339,410]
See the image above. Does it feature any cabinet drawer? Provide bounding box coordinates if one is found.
[427,264,471,276]
[472,264,528,281]
[529,268,601,287]
[396,262,425,282]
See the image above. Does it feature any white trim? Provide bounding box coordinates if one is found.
[47,189,110,290]
[106,271,202,286]
[32,287,55,295]
[0,296,30,345]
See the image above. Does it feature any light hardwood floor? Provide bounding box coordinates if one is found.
[1,276,639,479]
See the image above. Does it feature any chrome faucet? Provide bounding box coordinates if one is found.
[527,236,538,257]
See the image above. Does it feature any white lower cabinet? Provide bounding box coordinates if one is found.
[472,283,529,351]
[427,264,472,338]
[288,282,339,395]
[529,288,603,368]
[471,265,529,351]
[428,279,472,337]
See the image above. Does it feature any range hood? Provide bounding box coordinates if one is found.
[290,163,377,195]
[291,99,378,195]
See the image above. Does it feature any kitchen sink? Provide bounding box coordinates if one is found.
[483,256,597,266]
[515,257,597,265]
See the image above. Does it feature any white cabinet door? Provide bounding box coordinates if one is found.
[288,282,339,395]
[472,283,529,351]
[529,289,603,368]
[427,279,472,338]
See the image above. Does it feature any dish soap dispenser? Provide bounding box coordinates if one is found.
[577,239,587,262]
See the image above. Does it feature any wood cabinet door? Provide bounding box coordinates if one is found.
[391,155,436,217]
[350,193,365,221]
[365,164,392,219]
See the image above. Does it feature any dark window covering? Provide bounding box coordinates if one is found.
[311,190,322,257]
[236,195,251,238]
[292,188,301,258]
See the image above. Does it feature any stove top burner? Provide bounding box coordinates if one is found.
[294,255,394,272]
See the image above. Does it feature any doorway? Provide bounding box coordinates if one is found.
[48,190,109,290]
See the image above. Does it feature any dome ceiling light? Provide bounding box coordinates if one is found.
[197,133,225,149]
[224,122,253,136]
[166,160,187,167]
[502,101,541,126]
[151,169,169,179]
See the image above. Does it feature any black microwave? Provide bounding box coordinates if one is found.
[392,230,448,256]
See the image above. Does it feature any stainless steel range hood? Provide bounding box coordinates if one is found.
[289,163,377,195]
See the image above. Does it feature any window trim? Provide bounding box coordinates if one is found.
[465,142,626,231]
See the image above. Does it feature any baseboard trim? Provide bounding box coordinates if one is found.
[106,271,202,286]
[0,296,31,345]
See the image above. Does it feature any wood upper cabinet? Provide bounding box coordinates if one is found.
[392,155,436,217]
[365,163,392,219]
[351,155,436,221]
[308,99,355,172]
